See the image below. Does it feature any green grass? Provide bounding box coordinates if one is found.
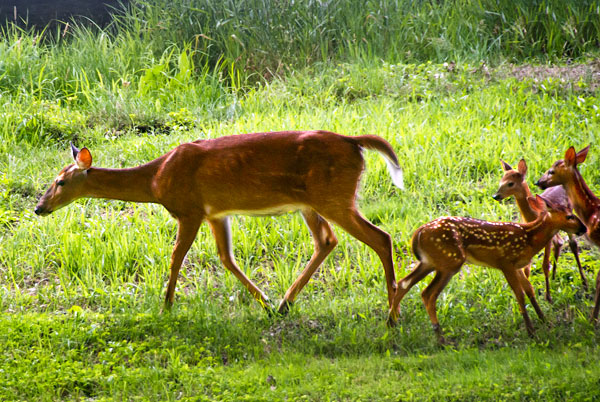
[2,61,600,399]
[2,1,600,399]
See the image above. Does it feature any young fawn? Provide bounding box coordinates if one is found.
[35,131,403,314]
[387,195,586,340]
[536,145,600,323]
[493,158,587,302]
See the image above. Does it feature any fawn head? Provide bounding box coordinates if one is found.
[493,159,528,201]
[529,195,586,236]
[35,144,93,216]
[536,146,589,190]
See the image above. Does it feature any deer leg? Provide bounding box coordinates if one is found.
[387,261,434,326]
[164,217,202,310]
[322,207,396,308]
[551,235,563,280]
[208,217,271,311]
[542,242,553,303]
[278,210,338,314]
[517,269,545,322]
[567,234,588,291]
[502,269,535,336]
[592,270,600,324]
[421,270,455,342]
[522,264,531,279]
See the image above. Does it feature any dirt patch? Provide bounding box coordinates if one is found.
[501,59,600,91]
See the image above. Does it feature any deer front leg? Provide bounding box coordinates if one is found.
[517,268,545,322]
[502,269,535,336]
[541,242,553,303]
[593,270,600,324]
[567,234,588,291]
[164,217,202,310]
[208,217,272,312]
[278,210,338,314]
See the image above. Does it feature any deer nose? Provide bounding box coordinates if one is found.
[34,206,48,215]
[492,193,503,201]
[534,179,545,189]
[577,225,587,236]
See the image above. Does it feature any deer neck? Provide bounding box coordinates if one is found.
[522,214,559,252]
[563,170,600,224]
[84,161,160,203]
[514,183,538,222]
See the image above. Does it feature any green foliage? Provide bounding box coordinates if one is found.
[1,0,600,399]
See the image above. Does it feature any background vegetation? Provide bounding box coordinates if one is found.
[1,0,600,400]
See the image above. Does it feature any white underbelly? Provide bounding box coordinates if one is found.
[205,203,304,219]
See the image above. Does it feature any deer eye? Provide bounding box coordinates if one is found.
[566,215,576,220]
[548,169,555,175]
[507,182,514,187]
[57,180,66,186]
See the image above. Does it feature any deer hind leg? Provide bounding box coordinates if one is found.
[387,261,434,326]
[567,234,588,291]
[542,242,553,303]
[321,207,396,308]
[278,209,338,314]
[207,217,271,311]
[421,269,457,343]
[164,217,202,310]
[502,269,535,336]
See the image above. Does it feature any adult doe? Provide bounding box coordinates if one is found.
[35,131,404,313]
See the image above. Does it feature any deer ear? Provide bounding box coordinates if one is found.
[564,146,577,166]
[528,195,546,213]
[500,159,513,171]
[71,142,80,160]
[576,145,589,165]
[75,147,93,170]
[517,159,527,176]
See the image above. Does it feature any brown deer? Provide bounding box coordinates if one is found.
[387,195,586,341]
[536,145,600,323]
[493,158,587,302]
[35,131,403,314]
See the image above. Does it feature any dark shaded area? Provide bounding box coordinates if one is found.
[1,0,128,28]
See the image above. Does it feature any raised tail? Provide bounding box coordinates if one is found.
[353,135,404,190]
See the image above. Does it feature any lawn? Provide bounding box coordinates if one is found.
[1,1,600,400]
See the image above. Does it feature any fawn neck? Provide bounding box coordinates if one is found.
[563,169,600,223]
[514,182,538,222]
[521,214,561,250]
[84,163,159,203]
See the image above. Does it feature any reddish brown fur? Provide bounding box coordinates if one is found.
[35,131,402,313]
[536,145,600,323]
[387,195,586,341]
[493,159,587,301]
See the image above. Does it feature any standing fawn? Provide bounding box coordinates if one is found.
[35,131,404,314]
[387,195,586,341]
[493,158,587,302]
[536,145,600,323]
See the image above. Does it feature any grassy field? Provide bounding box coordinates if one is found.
[2,0,600,400]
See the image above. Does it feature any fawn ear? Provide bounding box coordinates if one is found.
[517,159,527,176]
[500,159,513,171]
[71,143,92,170]
[576,145,589,165]
[528,195,546,213]
[564,146,577,166]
